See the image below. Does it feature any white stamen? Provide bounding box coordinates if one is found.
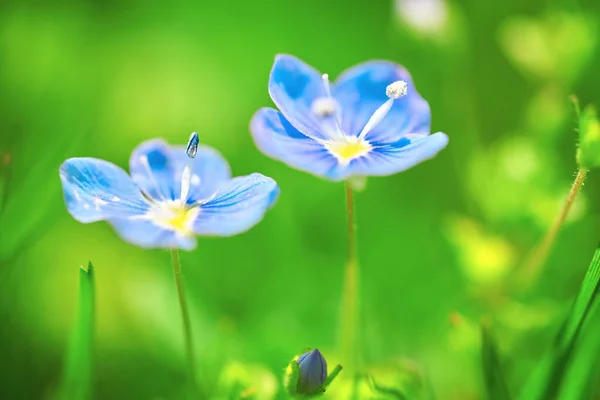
[139,155,168,201]
[320,72,345,139]
[358,80,409,139]
[358,99,394,139]
[181,133,200,203]
[180,162,193,203]
[386,80,408,99]
[322,73,333,97]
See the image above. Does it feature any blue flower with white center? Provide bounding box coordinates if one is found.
[250,54,449,181]
[59,133,279,250]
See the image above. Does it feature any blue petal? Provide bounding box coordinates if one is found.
[250,108,347,181]
[192,173,279,236]
[333,61,431,141]
[109,218,196,250]
[347,132,449,176]
[129,139,231,204]
[59,158,150,223]
[269,54,333,140]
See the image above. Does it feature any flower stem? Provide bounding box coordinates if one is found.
[521,167,588,286]
[340,182,360,373]
[170,249,199,396]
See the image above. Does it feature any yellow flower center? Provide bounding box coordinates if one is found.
[149,200,199,235]
[326,137,372,165]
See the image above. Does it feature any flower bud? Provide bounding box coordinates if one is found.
[577,105,600,169]
[296,349,327,395]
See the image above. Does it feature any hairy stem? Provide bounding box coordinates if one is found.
[521,167,588,286]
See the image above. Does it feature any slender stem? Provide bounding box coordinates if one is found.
[170,249,199,396]
[521,167,589,286]
[340,182,360,373]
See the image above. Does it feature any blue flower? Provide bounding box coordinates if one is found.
[250,54,448,181]
[59,134,279,250]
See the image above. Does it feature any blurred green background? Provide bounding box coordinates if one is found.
[1,0,600,399]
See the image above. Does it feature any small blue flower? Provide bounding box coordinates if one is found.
[250,54,449,181]
[59,134,279,250]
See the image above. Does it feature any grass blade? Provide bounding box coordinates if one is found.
[481,322,511,400]
[520,243,600,399]
[57,261,95,400]
[557,301,600,400]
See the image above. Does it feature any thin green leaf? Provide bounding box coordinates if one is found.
[558,301,600,400]
[57,261,95,400]
[481,322,512,400]
[520,244,600,400]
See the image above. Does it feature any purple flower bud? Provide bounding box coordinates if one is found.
[297,349,327,394]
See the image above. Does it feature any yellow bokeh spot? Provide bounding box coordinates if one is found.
[445,216,516,284]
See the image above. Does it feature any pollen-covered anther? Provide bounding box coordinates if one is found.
[186,132,199,159]
[386,80,408,99]
[312,97,337,117]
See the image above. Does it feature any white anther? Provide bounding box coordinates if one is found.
[386,80,408,99]
[312,97,337,117]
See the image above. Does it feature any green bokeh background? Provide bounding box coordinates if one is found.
[1,0,600,399]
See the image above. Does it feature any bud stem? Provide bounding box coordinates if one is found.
[520,167,588,287]
[170,249,201,397]
[340,182,361,375]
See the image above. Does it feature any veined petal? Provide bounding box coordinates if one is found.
[192,173,279,236]
[250,108,347,181]
[347,132,449,176]
[269,54,333,140]
[59,158,150,223]
[109,218,196,250]
[333,61,431,141]
[129,139,231,204]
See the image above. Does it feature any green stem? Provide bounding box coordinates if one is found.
[340,182,360,374]
[521,167,589,286]
[170,249,199,396]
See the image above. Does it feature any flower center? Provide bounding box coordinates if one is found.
[149,199,199,235]
[326,136,372,165]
